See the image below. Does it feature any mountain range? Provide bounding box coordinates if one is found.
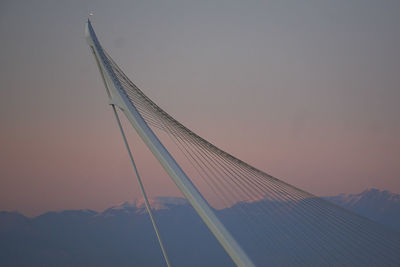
[0,188,399,266]
[323,188,400,231]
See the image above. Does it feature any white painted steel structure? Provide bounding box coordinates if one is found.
[85,19,255,267]
[86,30,171,266]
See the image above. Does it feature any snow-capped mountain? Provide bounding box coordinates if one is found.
[324,188,400,207]
[1,189,399,266]
[324,188,400,231]
[102,196,189,215]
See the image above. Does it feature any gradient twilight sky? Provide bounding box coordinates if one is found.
[1,0,399,217]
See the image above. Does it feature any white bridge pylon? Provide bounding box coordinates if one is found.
[85,19,255,267]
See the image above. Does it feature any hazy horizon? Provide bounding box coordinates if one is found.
[2,187,396,218]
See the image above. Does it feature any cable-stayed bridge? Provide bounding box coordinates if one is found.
[85,19,400,266]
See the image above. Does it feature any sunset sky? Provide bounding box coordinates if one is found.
[1,0,399,217]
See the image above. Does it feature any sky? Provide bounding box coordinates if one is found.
[1,0,399,217]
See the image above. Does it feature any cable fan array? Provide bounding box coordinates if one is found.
[104,51,400,266]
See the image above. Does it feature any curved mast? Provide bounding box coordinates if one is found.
[85,19,255,267]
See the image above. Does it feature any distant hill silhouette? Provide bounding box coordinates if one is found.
[323,188,400,232]
[0,189,399,266]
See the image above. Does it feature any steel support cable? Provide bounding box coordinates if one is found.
[130,89,398,266]
[157,121,292,263]
[129,93,244,214]
[138,109,338,266]
[153,111,282,208]
[173,129,322,252]
[126,97,280,260]
[230,159,400,257]
[159,118,267,229]
[90,50,171,267]
[212,152,394,264]
[157,111,234,210]
[133,99,289,256]
[115,70,396,264]
[187,151,318,265]
[127,92,266,251]
[169,144,301,264]
[152,112,278,261]
[107,56,298,203]
[134,98,282,264]
[151,115,388,266]
[187,139,342,264]
[105,51,400,265]
[219,155,400,264]
[209,145,382,240]
[117,68,398,264]
[161,121,348,265]
[175,132,258,206]
[171,126,376,264]
[112,107,172,267]
[174,122,400,264]
[131,89,400,266]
